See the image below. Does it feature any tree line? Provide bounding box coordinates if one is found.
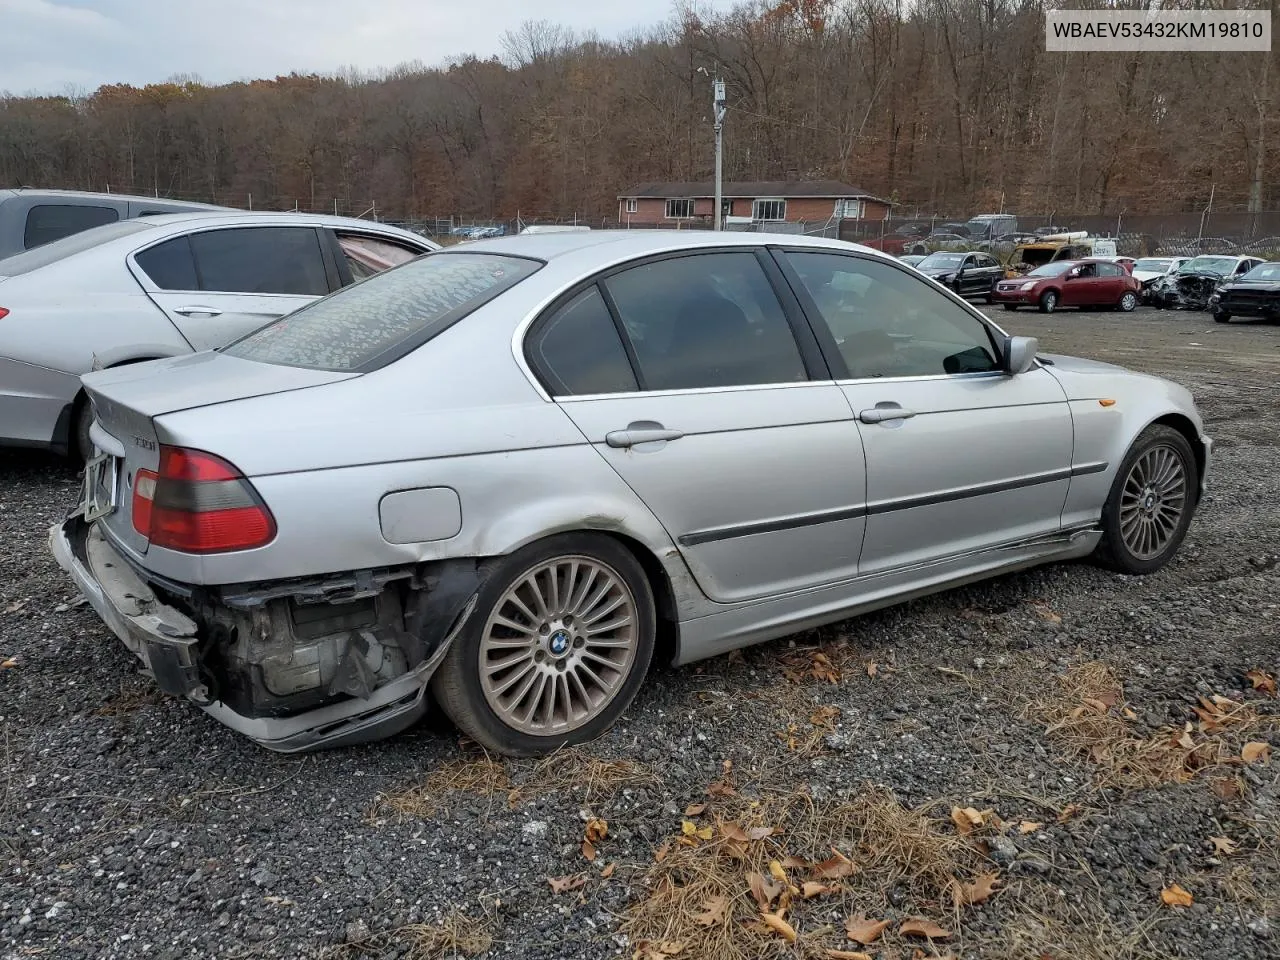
[1,0,1276,222]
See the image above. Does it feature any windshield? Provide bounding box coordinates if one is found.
[1133,258,1172,272]
[0,219,155,276]
[918,252,966,268]
[1026,261,1075,277]
[1241,262,1280,281]
[222,252,542,372]
[1179,256,1236,275]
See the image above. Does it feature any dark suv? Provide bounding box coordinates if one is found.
[0,188,227,261]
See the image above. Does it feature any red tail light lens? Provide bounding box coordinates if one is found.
[0,308,8,321]
[133,446,276,554]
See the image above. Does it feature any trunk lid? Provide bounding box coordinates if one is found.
[83,351,356,556]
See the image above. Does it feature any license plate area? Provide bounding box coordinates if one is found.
[83,452,120,522]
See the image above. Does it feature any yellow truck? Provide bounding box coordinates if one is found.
[1004,232,1118,278]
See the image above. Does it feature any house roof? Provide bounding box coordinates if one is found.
[619,181,889,202]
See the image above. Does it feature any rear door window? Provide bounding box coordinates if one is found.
[526,286,639,396]
[190,227,329,295]
[24,204,120,249]
[336,233,423,282]
[222,252,541,372]
[135,236,198,290]
[601,252,807,391]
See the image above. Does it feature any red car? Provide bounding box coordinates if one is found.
[992,258,1142,313]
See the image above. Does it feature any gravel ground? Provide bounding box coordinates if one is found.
[1,307,1277,960]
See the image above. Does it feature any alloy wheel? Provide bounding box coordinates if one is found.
[478,556,639,735]
[1119,445,1187,561]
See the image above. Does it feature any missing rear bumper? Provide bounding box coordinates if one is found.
[50,516,482,752]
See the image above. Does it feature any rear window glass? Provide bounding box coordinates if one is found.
[135,236,198,290]
[24,204,120,249]
[0,219,155,276]
[221,252,541,372]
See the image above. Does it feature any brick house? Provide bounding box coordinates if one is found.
[616,181,891,226]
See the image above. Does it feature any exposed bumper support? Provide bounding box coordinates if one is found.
[49,516,466,752]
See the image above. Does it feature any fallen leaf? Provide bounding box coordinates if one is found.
[769,860,788,883]
[1160,883,1193,908]
[900,917,952,939]
[581,840,597,861]
[693,894,728,926]
[810,705,841,727]
[583,816,607,844]
[747,825,776,840]
[802,881,838,898]
[781,855,811,869]
[637,940,685,959]
[956,872,1000,906]
[759,911,797,942]
[1019,821,1044,834]
[1122,706,1138,721]
[721,822,748,842]
[547,874,587,894]
[1032,603,1062,624]
[866,661,878,678]
[653,842,671,863]
[950,806,984,835]
[0,657,17,670]
[1056,803,1083,823]
[747,871,785,909]
[696,825,713,840]
[684,803,707,817]
[826,952,873,960]
[1245,668,1277,697]
[707,780,737,798]
[1242,742,1272,764]
[680,820,697,836]
[811,848,857,879]
[1082,697,1111,714]
[1209,836,1238,856]
[844,917,890,945]
[601,862,616,879]
[1176,725,1197,751]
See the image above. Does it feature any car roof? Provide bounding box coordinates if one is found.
[453,228,885,262]
[0,187,227,208]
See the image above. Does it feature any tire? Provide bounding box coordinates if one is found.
[1118,291,1138,312]
[73,395,95,463]
[1213,310,1231,324]
[431,533,657,757]
[1002,304,1018,311]
[1039,290,1059,313]
[1093,425,1199,575]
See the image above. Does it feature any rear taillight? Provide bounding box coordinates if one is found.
[0,308,8,321]
[131,445,276,554]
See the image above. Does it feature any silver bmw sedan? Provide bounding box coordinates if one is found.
[49,230,1212,756]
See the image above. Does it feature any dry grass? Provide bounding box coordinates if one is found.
[95,679,168,716]
[372,747,657,820]
[1029,662,1273,791]
[325,910,492,959]
[624,786,983,960]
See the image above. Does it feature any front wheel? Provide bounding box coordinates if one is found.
[1213,310,1231,324]
[1118,291,1138,312]
[431,533,656,757]
[1093,425,1198,575]
[1039,290,1059,313]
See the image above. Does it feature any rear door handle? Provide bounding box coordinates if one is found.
[859,406,917,424]
[605,423,685,448]
[174,305,223,317]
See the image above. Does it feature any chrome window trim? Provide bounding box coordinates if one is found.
[554,379,838,404]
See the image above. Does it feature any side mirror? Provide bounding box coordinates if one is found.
[1003,335,1040,376]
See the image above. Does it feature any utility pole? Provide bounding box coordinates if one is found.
[713,78,726,231]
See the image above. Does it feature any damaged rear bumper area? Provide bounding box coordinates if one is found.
[49,516,481,753]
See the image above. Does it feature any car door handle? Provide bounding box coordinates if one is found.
[174,305,223,317]
[605,424,685,448]
[859,406,917,424]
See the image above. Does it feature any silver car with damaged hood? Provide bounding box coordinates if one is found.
[50,231,1213,756]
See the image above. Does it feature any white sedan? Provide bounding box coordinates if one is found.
[0,212,438,457]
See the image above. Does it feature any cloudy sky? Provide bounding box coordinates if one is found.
[0,0,734,95]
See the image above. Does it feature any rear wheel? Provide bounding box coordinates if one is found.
[1118,291,1138,312]
[1039,290,1059,313]
[1093,425,1198,575]
[431,533,656,757]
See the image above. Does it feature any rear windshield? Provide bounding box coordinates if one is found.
[221,252,542,372]
[0,219,154,275]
